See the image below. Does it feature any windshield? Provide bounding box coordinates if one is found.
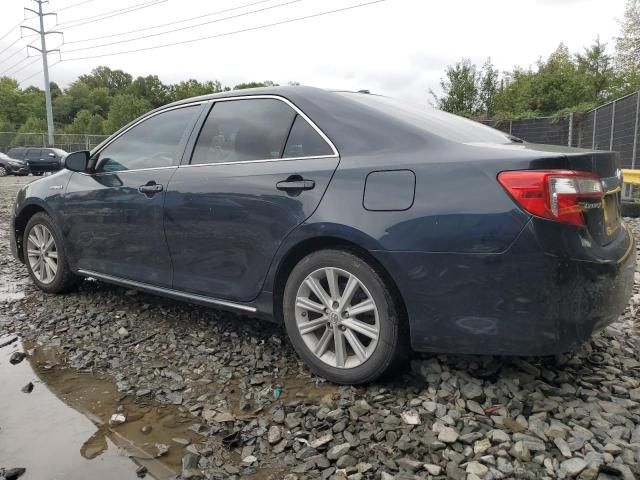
[336,92,513,144]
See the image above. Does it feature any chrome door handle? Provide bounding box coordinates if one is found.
[276,179,315,191]
[138,182,163,194]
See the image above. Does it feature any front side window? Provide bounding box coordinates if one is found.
[97,106,198,173]
[27,149,42,159]
[283,115,334,158]
[191,99,296,165]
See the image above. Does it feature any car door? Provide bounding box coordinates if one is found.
[25,149,42,170]
[164,97,340,302]
[60,104,202,287]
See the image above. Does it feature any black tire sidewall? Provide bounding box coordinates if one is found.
[23,212,75,293]
[283,249,400,384]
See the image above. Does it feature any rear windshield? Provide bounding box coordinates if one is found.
[336,92,512,144]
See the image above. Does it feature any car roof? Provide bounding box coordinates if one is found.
[163,85,328,108]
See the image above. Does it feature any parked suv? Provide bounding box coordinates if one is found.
[7,147,66,175]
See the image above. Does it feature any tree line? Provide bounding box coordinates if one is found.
[431,0,640,119]
[0,69,293,138]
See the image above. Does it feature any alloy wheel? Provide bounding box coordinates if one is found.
[27,224,58,284]
[0,166,7,177]
[295,267,380,369]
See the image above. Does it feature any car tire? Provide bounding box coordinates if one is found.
[283,249,403,384]
[0,166,7,177]
[23,212,81,294]
[34,172,43,176]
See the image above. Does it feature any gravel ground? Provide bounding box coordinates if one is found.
[1,175,640,480]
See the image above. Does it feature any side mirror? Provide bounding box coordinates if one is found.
[64,150,90,172]
[48,152,56,158]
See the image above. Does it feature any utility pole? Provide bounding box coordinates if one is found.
[22,1,61,146]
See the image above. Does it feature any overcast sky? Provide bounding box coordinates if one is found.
[0,0,627,105]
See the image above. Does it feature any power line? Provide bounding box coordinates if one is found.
[16,58,60,85]
[5,57,40,78]
[65,0,274,44]
[56,0,99,12]
[0,44,27,67]
[62,0,305,53]
[0,20,24,43]
[0,54,30,77]
[57,0,167,29]
[62,0,388,61]
[0,36,25,58]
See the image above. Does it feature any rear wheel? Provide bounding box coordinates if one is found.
[23,213,81,293]
[283,249,402,384]
[0,166,7,177]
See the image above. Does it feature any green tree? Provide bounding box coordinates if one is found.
[529,44,587,114]
[13,116,47,145]
[616,0,640,71]
[129,75,169,108]
[54,82,112,124]
[103,94,151,133]
[479,58,499,117]
[491,44,605,117]
[233,80,278,90]
[576,38,615,102]
[430,59,480,116]
[0,77,26,128]
[65,110,105,135]
[168,79,223,102]
[49,81,61,99]
[78,66,132,95]
[615,0,640,93]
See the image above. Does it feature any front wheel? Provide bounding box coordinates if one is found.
[283,249,403,384]
[0,166,7,177]
[23,212,81,293]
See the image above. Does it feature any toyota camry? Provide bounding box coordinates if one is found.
[9,86,636,384]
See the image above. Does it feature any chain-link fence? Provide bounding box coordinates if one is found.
[0,132,109,154]
[481,91,640,201]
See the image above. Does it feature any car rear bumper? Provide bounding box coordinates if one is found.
[374,219,636,356]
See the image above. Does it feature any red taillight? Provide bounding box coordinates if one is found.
[497,170,603,226]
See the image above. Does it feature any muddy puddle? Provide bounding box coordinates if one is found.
[0,336,202,480]
[0,334,341,480]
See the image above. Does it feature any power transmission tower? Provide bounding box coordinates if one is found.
[22,1,61,146]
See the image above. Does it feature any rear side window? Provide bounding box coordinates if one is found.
[97,106,198,173]
[337,92,512,144]
[283,115,333,158]
[191,99,296,165]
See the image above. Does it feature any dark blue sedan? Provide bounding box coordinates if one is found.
[9,87,636,384]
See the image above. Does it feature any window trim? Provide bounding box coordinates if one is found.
[186,94,339,167]
[90,103,204,175]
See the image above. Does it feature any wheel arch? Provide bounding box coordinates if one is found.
[13,201,52,263]
[271,235,409,333]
